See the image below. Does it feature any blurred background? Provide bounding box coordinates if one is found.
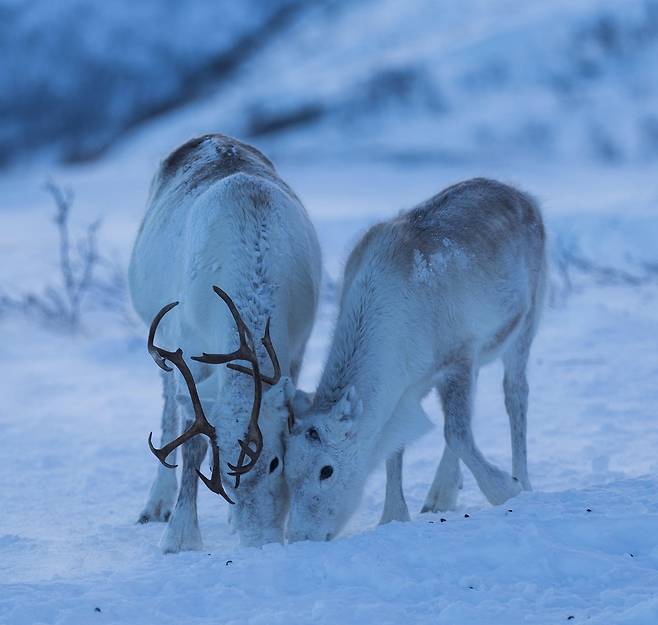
[3,0,658,166]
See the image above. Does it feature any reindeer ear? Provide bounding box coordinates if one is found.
[326,387,361,441]
[277,383,314,434]
[291,388,314,416]
[335,386,363,421]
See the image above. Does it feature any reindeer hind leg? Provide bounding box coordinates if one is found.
[502,319,534,491]
[440,361,521,506]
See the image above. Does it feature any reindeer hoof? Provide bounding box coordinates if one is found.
[379,505,411,525]
[421,496,458,514]
[137,503,172,524]
[484,472,523,506]
[160,517,203,553]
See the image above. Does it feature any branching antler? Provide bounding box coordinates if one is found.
[225,318,281,386]
[147,301,234,504]
[192,286,281,487]
[147,285,283,497]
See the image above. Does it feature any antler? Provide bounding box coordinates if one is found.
[223,316,295,433]
[147,286,283,494]
[192,286,281,487]
[147,302,234,504]
[224,318,281,386]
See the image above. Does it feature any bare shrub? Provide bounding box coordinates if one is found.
[0,181,129,331]
[549,232,658,307]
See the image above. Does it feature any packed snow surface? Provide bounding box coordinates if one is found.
[1,139,658,623]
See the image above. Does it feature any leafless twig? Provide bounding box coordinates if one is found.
[0,181,128,331]
[549,233,658,306]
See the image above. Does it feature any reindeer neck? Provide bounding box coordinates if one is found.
[313,275,409,432]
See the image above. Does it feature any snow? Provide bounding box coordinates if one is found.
[3,1,658,622]
[2,147,658,623]
[0,0,299,163]
[4,481,658,624]
[108,0,658,167]
[412,249,432,284]
[5,1,658,166]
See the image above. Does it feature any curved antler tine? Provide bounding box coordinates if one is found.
[261,317,281,385]
[148,432,178,469]
[212,285,252,346]
[226,438,261,473]
[197,470,235,504]
[226,362,257,376]
[146,299,237,502]
[147,420,206,469]
[223,318,281,385]
[227,447,246,487]
[240,435,262,462]
[192,351,241,365]
[225,362,279,386]
[147,301,179,371]
[191,286,257,365]
[197,440,235,504]
[226,421,263,488]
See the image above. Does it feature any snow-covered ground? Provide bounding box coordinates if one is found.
[1,141,658,623]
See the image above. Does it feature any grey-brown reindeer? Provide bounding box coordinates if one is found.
[284,178,546,542]
[129,134,321,552]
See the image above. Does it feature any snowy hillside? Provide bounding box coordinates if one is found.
[0,0,303,164]
[3,0,658,166]
[205,0,658,164]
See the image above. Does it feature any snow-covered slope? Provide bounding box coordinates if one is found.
[207,0,658,164]
[3,0,658,166]
[0,0,302,163]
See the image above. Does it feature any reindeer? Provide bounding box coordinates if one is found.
[129,134,321,552]
[284,178,546,542]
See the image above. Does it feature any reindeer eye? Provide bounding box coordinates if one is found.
[269,457,279,473]
[319,465,333,480]
[307,428,320,441]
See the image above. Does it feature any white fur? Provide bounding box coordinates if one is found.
[130,134,321,551]
[285,178,546,542]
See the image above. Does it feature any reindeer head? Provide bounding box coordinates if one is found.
[284,386,366,542]
[147,286,295,546]
[219,374,295,547]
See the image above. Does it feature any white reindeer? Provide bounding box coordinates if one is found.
[284,178,546,542]
[129,133,321,552]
